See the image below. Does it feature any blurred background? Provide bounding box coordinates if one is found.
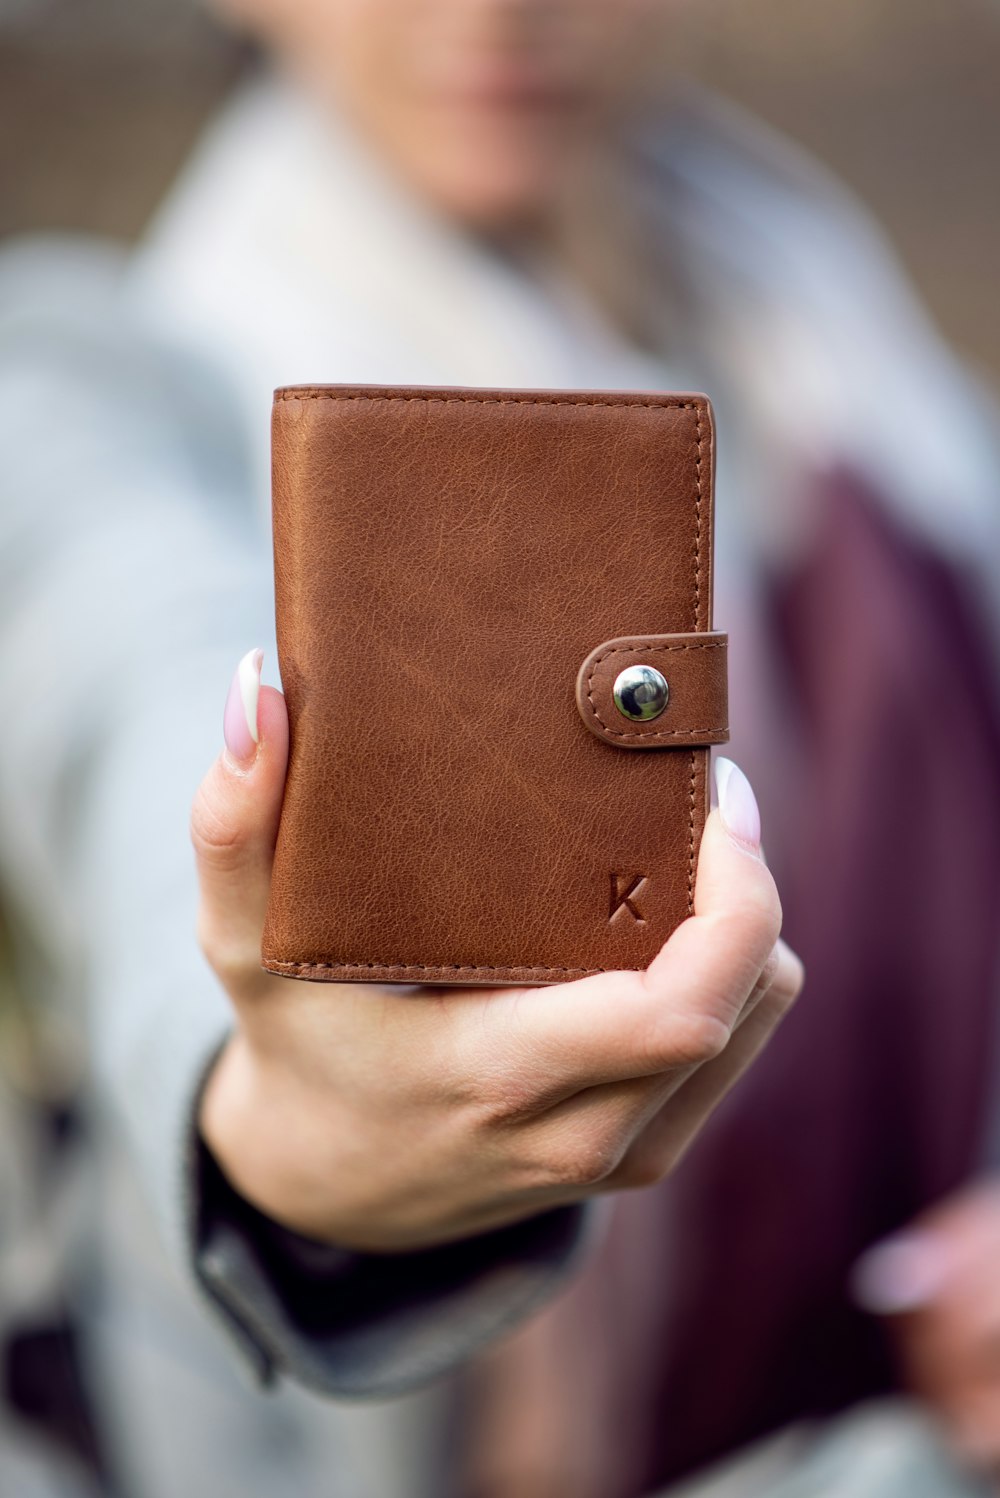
[1,2,999,1496]
[2,0,1000,383]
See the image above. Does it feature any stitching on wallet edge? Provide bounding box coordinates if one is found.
[264,958,607,977]
[276,391,703,412]
[688,404,705,915]
[584,641,724,740]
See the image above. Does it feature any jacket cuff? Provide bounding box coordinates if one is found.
[187,1070,593,1399]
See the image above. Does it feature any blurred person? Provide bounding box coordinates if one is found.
[0,3,998,1498]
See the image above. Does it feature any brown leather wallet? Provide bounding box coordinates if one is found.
[261,384,728,986]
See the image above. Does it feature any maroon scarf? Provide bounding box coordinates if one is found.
[461,471,1000,1497]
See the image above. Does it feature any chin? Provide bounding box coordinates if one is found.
[425,173,555,230]
[404,133,570,230]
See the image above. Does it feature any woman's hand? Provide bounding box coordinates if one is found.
[193,649,804,1253]
[854,1177,1000,1478]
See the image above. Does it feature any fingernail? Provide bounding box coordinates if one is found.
[850,1231,951,1315]
[714,756,761,852]
[223,648,263,765]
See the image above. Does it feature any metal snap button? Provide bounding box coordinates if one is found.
[612,664,670,722]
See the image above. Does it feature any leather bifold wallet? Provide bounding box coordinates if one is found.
[261,384,728,986]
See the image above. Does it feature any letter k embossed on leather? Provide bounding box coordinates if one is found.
[263,383,729,986]
[610,873,648,924]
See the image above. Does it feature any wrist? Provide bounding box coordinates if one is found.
[198,1030,256,1182]
[198,1031,308,1230]
[198,1029,378,1248]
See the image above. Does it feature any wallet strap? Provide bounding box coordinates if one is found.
[575,632,729,749]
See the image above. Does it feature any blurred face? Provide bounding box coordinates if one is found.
[214,0,663,226]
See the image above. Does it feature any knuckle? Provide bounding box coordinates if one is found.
[757,944,782,993]
[648,1010,731,1070]
[189,784,249,871]
[707,880,783,963]
[544,1128,622,1190]
[737,884,783,950]
[768,950,807,1013]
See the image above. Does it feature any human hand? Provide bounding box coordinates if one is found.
[853,1177,1000,1478]
[193,649,804,1253]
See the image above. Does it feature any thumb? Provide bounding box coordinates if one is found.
[511,756,785,1087]
[190,648,289,989]
[640,755,782,1036]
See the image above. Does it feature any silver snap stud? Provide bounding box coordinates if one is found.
[612,664,670,722]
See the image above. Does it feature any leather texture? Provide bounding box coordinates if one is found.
[576,632,728,748]
[262,384,726,986]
